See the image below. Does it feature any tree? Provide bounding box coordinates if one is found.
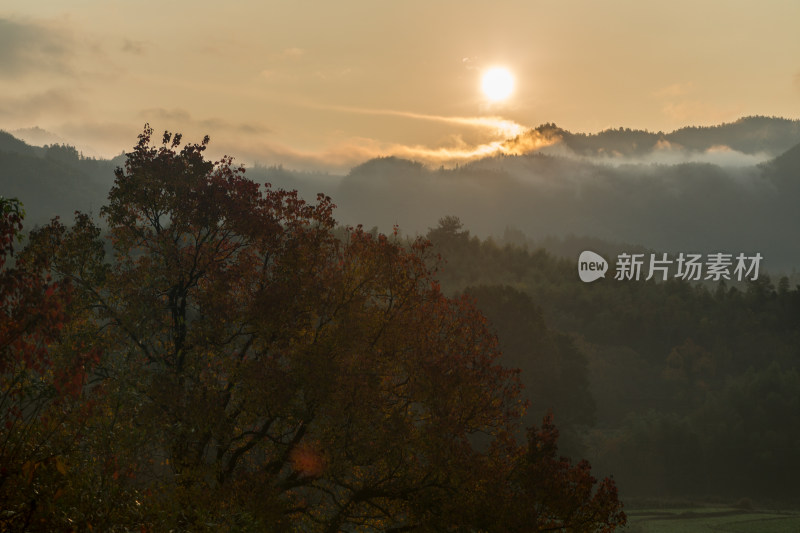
[663,338,715,409]
[0,198,101,530]
[465,285,596,456]
[426,215,472,260]
[461,414,626,532]
[27,126,625,531]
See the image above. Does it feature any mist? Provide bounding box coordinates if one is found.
[245,117,800,272]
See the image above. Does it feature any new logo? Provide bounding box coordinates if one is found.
[578,251,608,283]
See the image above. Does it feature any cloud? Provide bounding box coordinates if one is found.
[10,126,68,147]
[52,120,141,158]
[281,47,305,58]
[218,137,381,173]
[223,104,556,171]
[229,126,562,174]
[53,120,272,161]
[698,145,770,167]
[574,140,771,168]
[0,88,81,121]
[349,107,526,138]
[138,108,272,136]
[263,47,306,61]
[258,47,306,79]
[309,105,558,165]
[654,82,694,98]
[121,39,148,55]
[654,138,677,151]
[461,56,479,70]
[659,100,738,126]
[313,67,355,81]
[310,102,528,140]
[217,135,439,173]
[653,82,742,129]
[51,105,550,172]
[368,133,559,166]
[0,18,73,78]
[500,129,563,155]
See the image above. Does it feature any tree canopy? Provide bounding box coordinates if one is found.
[2,126,625,531]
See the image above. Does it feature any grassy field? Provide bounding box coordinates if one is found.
[624,507,800,532]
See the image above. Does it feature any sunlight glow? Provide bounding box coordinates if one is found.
[482,67,514,102]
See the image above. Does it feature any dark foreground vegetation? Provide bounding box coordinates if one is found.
[0,127,625,531]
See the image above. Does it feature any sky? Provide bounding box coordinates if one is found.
[2,0,800,171]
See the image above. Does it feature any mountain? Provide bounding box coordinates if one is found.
[10,127,70,149]
[761,141,800,181]
[667,116,800,155]
[517,116,800,159]
[5,118,800,270]
[266,137,800,271]
[0,132,118,224]
[0,130,40,157]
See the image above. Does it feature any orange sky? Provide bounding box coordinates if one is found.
[2,0,799,170]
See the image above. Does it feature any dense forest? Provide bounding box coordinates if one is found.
[1,128,625,531]
[2,118,799,528]
[425,217,800,504]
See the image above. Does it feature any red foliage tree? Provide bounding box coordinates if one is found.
[0,198,101,529]
[17,126,625,531]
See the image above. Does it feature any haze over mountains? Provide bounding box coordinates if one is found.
[3,116,800,270]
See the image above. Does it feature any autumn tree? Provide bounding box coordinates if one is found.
[27,126,625,531]
[0,198,101,530]
[442,413,625,532]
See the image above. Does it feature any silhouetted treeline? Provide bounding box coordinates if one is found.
[0,130,122,222]
[527,115,800,157]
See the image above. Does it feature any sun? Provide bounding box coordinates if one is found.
[481,67,514,102]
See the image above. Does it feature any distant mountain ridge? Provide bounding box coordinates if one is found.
[250,117,800,270]
[4,117,800,269]
[10,126,70,149]
[0,130,39,157]
[0,130,121,225]
[512,116,800,158]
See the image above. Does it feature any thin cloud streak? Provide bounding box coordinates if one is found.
[317,103,527,139]
[284,102,549,166]
[229,125,562,173]
[378,130,560,166]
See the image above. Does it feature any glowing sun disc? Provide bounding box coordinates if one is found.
[482,67,514,101]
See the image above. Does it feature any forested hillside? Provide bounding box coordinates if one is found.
[3,119,799,520]
[0,130,121,223]
[248,117,800,271]
[427,217,800,503]
[0,129,626,531]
